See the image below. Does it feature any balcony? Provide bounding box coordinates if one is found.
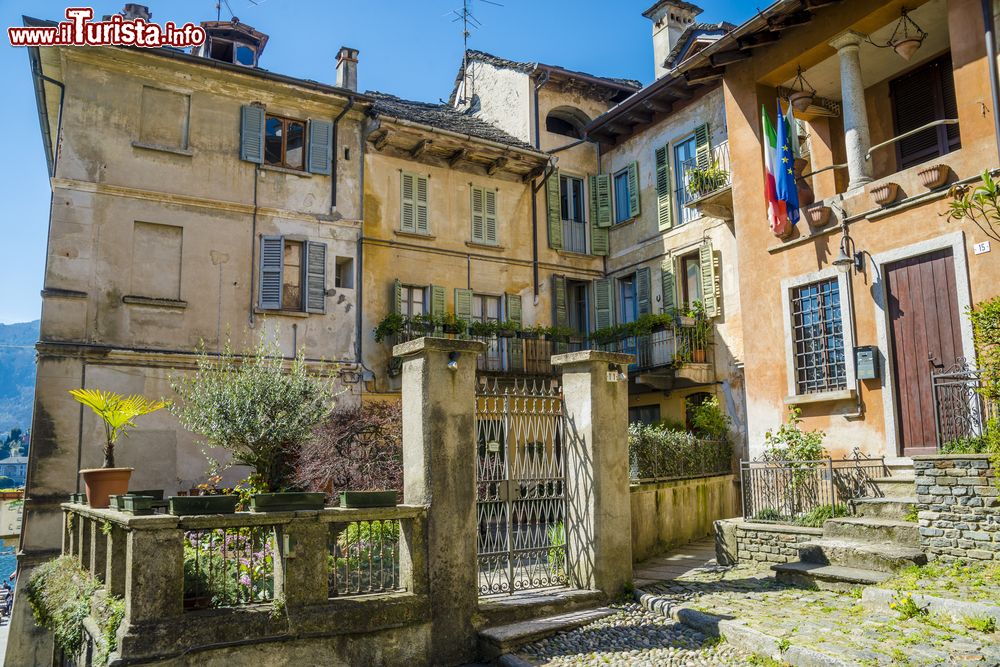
[681,140,733,220]
[596,321,714,391]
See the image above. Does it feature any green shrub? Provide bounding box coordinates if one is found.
[793,503,848,527]
[688,395,730,441]
[752,508,783,522]
[762,405,826,462]
[628,422,732,479]
[547,521,566,577]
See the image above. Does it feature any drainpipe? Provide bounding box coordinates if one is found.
[355,115,381,378]
[530,70,552,301]
[248,164,260,328]
[331,96,355,209]
[983,0,1000,166]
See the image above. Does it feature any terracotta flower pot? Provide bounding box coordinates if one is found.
[788,90,814,113]
[871,182,899,206]
[692,349,707,363]
[805,204,832,228]
[892,37,923,61]
[917,164,948,189]
[80,467,133,508]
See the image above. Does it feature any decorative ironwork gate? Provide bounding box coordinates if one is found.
[475,377,568,595]
[931,359,995,448]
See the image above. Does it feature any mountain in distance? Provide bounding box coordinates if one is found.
[0,320,39,436]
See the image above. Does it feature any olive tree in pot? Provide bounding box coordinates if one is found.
[70,389,166,508]
[170,333,336,512]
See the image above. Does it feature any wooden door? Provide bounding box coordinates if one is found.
[885,248,964,456]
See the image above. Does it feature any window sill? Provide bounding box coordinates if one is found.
[260,164,312,178]
[465,241,505,251]
[41,288,87,300]
[613,217,637,229]
[131,141,193,157]
[556,249,595,259]
[394,230,436,241]
[122,295,187,309]
[254,308,311,318]
[783,389,856,405]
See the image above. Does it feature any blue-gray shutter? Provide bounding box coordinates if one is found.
[307,120,333,175]
[259,235,283,309]
[241,105,265,164]
[305,241,327,313]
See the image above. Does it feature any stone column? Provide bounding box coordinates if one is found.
[394,337,485,667]
[829,30,874,191]
[551,350,633,598]
[274,519,329,608]
[123,521,183,625]
[105,523,127,597]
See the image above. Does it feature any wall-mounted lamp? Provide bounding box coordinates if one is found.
[447,351,459,372]
[832,220,865,274]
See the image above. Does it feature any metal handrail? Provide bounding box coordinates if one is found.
[865,118,959,160]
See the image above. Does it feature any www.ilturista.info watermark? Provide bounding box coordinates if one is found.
[8,8,206,48]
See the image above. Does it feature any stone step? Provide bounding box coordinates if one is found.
[478,607,615,661]
[772,561,894,592]
[871,476,915,499]
[477,588,606,628]
[797,537,927,573]
[823,516,920,547]
[851,497,918,521]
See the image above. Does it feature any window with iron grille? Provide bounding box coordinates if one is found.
[791,278,847,394]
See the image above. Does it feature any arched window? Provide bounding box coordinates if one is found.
[545,106,591,139]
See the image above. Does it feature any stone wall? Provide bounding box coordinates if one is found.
[714,518,823,565]
[630,474,740,563]
[914,454,1000,562]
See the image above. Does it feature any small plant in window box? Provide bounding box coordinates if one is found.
[373,312,406,344]
[496,321,520,338]
[546,326,576,343]
[468,320,497,337]
[685,162,729,198]
[516,325,546,340]
[410,314,436,335]
[590,326,621,346]
[440,314,467,335]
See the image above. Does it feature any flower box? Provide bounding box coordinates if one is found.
[121,494,154,516]
[871,182,899,206]
[496,328,517,339]
[516,331,539,340]
[339,490,398,508]
[804,204,832,228]
[128,489,164,500]
[917,164,948,189]
[168,494,239,516]
[441,324,465,335]
[250,492,326,512]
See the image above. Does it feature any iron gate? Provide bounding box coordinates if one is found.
[475,376,568,595]
[931,359,995,448]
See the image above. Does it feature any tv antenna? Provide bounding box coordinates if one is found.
[215,0,236,21]
[448,0,503,105]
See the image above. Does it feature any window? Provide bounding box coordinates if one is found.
[790,278,847,394]
[264,115,306,170]
[259,236,327,313]
[335,257,354,289]
[629,405,661,426]
[619,274,637,325]
[131,222,182,300]
[674,135,698,224]
[470,186,498,245]
[613,169,631,223]
[890,53,960,169]
[138,86,190,150]
[401,172,430,234]
[208,38,258,66]
[400,285,426,318]
[545,106,590,139]
[567,280,590,335]
[680,253,703,309]
[473,293,503,370]
[560,175,587,253]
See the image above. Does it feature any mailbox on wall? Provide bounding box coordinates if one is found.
[855,346,880,380]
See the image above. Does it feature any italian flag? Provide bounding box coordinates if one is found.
[762,105,788,235]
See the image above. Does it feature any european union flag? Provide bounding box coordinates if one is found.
[775,101,800,225]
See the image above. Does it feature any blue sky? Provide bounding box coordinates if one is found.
[0,0,758,324]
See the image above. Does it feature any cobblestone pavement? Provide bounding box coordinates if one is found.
[646,563,1000,666]
[515,602,757,666]
[879,560,1000,603]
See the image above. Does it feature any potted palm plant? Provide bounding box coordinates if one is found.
[69,389,166,508]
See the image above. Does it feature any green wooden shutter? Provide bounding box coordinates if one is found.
[430,285,446,317]
[485,189,498,245]
[471,186,486,243]
[307,120,333,175]
[258,235,283,309]
[546,169,563,250]
[660,257,676,313]
[400,172,416,232]
[454,288,473,322]
[636,266,651,316]
[304,241,327,313]
[694,123,711,169]
[506,293,522,327]
[392,279,402,314]
[551,275,568,330]
[416,175,429,234]
[591,226,609,256]
[627,161,641,219]
[699,240,719,318]
[240,105,265,164]
[594,278,613,330]
[655,144,673,231]
[590,174,612,228]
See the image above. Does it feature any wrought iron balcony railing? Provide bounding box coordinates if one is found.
[681,140,732,204]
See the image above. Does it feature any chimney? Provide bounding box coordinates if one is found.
[122,4,152,20]
[336,47,359,92]
[643,1,702,79]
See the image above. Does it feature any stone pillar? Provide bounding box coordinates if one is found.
[275,520,329,608]
[829,30,874,191]
[394,337,484,667]
[89,519,108,582]
[551,350,633,598]
[123,522,183,625]
[105,523,127,597]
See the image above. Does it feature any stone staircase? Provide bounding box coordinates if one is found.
[772,459,926,591]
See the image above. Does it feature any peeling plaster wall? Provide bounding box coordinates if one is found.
[464,60,533,144]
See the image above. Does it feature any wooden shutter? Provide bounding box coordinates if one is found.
[594,278,613,330]
[699,240,719,318]
[454,288,473,322]
[546,169,563,249]
[627,161,641,219]
[307,120,333,175]
[660,257,676,312]
[485,189,498,245]
[655,144,672,231]
[392,279,402,314]
[551,275,568,329]
[636,266,651,316]
[400,172,416,232]
[304,241,327,313]
[430,285,446,317]
[471,186,486,243]
[258,235,283,309]
[240,105,265,164]
[589,174,612,228]
[415,175,429,234]
[694,123,711,169]
[506,293,522,327]
[891,54,959,169]
[591,226,609,256]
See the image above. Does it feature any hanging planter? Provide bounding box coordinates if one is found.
[786,65,816,113]
[868,8,927,61]
[917,164,949,189]
[871,182,900,206]
[804,204,832,228]
[891,36,923,61]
